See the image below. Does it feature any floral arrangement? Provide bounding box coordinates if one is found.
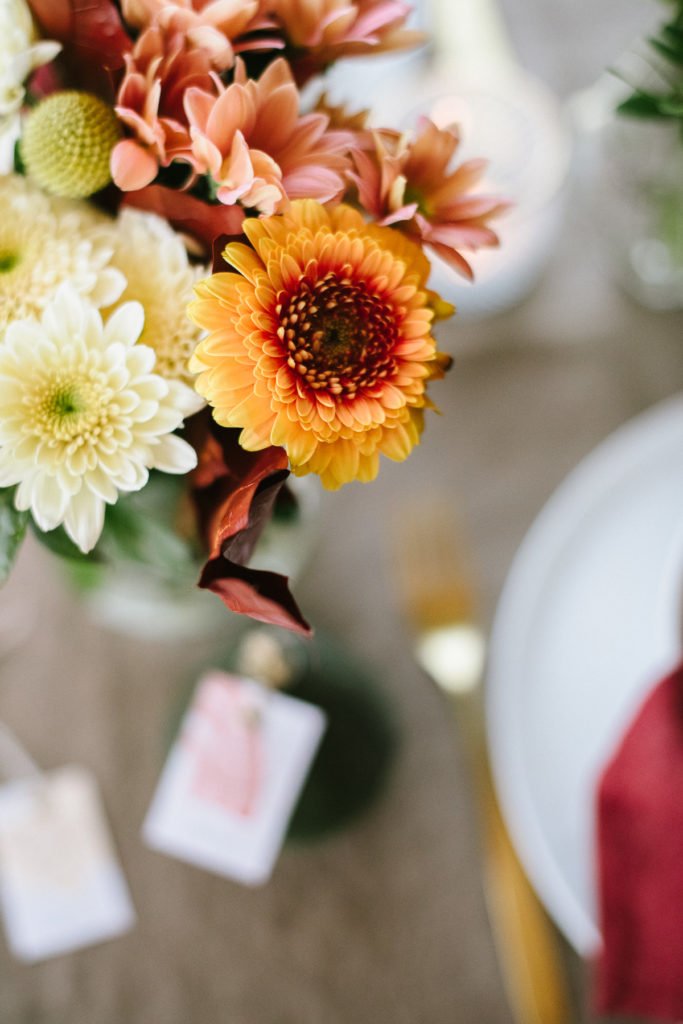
[0,0,506,634]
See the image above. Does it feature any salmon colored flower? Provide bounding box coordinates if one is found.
[315,92,372,149]
[315,94,369,133]
[120,0,281,70]
[350,118,510,280]
[184,57,353,214]
[272,0,422,77]
[188,200,452,490]
[111,24,214,191]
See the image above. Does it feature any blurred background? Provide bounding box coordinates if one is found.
[2,0,683,1021]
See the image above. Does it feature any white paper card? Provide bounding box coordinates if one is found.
[0,766,135,962]
[143,671,326,886]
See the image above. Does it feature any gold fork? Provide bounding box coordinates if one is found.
[393,505,574,1024]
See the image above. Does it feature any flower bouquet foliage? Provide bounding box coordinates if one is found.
[605,0,683,308]
[617,0,683,130]
[0,0,505,633]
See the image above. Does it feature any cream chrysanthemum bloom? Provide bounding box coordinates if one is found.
[0,284,203,552]
[0,174,125,331]
[108,208,207,386]
[0,0,59,118]
[0,0,60,171]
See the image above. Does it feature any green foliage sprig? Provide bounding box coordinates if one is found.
[618,1,683,129]
[0,490,27,586]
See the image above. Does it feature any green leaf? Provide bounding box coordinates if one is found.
[617,93,672,118]
[658,96,683,115]
[60,558,105,592]
[31,521,94,563]
[101,491,195,577]
[13,141,25,175]
[650,37,683,66]
[0,490,28,585]
[662,24,683,48]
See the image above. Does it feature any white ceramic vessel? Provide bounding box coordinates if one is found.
[486,394,683,955]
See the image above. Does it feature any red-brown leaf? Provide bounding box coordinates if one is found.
[199,557,312,636]
[69,0,131,68]
[123,187,246,256]
[212,233,241,274]
[186,415,311,635]
[27,0,131,97]
[204,451,289,563]
[26,0,71,39]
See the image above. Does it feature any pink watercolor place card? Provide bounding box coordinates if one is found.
[0,766,135,962]
[142,671,326,886]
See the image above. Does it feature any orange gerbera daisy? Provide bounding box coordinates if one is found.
[188,200,452,490]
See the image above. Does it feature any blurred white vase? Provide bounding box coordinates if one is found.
[79,476,321,642]
[572,74,683,311]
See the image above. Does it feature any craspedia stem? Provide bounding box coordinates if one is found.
[21,91,121,199]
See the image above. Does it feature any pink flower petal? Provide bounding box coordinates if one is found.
[427,241,474,281]
[282,166,345,202]
[379,203,418,226]
[183,86,217,133]
[206,84,255,149]
[110,139,158,191]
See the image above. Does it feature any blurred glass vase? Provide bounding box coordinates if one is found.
[55,473,320,642]
[575,76,683,311]
[599,120,683,309]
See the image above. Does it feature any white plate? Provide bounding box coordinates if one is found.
[486,394,683,956]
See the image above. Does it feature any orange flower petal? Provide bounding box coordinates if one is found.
[186,200,452,488]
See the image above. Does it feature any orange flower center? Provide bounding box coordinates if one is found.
[277,271,398,398]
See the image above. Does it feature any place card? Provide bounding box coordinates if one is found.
[143,671,326,886]
[0,766,135,962]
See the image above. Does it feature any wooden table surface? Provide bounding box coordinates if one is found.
[1,1,681,1021]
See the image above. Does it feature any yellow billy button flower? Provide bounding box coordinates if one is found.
[21,90,121,198]
[188,200,453,490]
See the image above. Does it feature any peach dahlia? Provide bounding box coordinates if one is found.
[350,119,510,280]
[271,0,422,69]
[188,200,452,490]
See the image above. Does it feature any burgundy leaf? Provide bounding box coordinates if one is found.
[123,187,246,256]
[27,0,132,97]
[26,0,71,39]
[187,414,288,551]
[29,61,64,99]
[67,0,131,69]
[199,557,312,636]
[211,233,245,274]
[187,414,311,635]
[204,457,290,564]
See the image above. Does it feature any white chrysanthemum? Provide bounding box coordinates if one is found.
[0,0,59,117]
[0,0,60,170]
[108,209,207,386]
[0,284,204,552]
[0,174,126,330]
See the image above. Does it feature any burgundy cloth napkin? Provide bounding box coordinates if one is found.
[596,659,683,1020]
